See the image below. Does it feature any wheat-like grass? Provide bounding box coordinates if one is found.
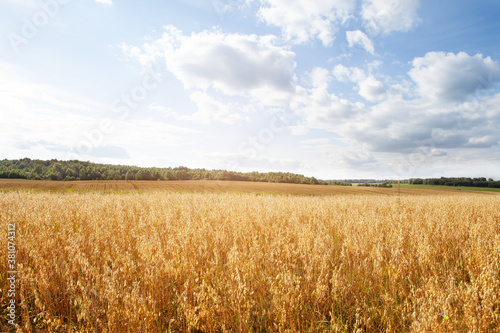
[1,191,499,332]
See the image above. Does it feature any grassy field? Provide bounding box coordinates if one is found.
[400,183,500,193]
[1,182,499,332]
[351,182,500,193]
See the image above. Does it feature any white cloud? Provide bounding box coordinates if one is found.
[122,26,297,106]
[185,91,243,125]
[337,149,379,169]
[361,0,421,35]
[300,138,331,146]
[343,92,500,153]
[257,0,355,46]
[332,64,365,82]
[332,65,386,101]
[307,67,331,89]
[294,60,500,156]
[288,125,310,136]
[95,0,113,5]
[119,44,161,69]
[358,76,387,102]
[346,30,374,54]
[291,78,365,132]
[367,60,383,71]
[409,52,500,102]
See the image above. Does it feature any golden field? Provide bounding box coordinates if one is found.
[1,183,500,332]
[0,179,491,196]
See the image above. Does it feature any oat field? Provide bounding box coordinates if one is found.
[0,179,493,196]
[1,188,500,332]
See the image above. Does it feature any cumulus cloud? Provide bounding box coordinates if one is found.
[291,74,365,131]
[361,0,421,35]
[409,52,500,102]
[343,92,500,153]
[257,0,355,46]
[346,30,374,54]
[118,22,499,173]
[358,76,387,102]
[332,65,386,102]
[121,26,296,105]
[294,63,500,155]
[307,67,331,89]
[332,64,365,82]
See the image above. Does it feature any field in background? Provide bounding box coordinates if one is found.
[1,189,499,332]
[400,183,500,193]
[0,179,497,196]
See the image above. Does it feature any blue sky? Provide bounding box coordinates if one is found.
[1,0,500,180]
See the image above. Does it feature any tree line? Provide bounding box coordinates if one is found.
[0,158,352,186]
[407,177,500,188]
[358,182,393,188]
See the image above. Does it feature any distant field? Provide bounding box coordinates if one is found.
[400,183,500,193]
[0,179,497,196]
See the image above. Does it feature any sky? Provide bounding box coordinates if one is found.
[1,0,500,180]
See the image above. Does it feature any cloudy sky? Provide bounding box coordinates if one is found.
[1,0,500,179]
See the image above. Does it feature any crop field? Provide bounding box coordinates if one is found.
[0,179,493,196]
[1,183,499,332]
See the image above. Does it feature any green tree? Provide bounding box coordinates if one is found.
[51,163,65,180]
[125,171,134,181]
[176,170,190,180]
[135,169,153,180]
[79,168,88,180]
[65,167,78,179]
